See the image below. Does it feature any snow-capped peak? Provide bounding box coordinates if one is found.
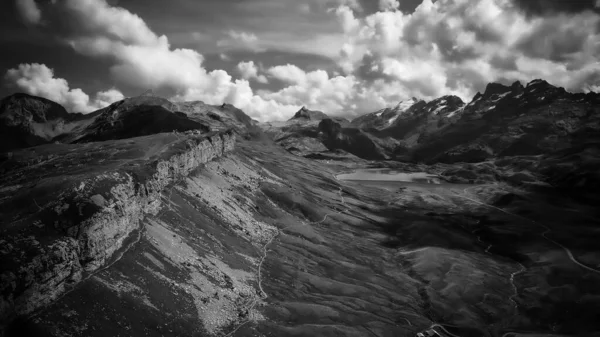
[394,97,419,112]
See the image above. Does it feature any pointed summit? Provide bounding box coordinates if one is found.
[527,79,550,88]
[289,106,329,121]
[482,82,512,99]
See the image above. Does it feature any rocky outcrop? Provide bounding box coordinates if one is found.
[0,130,235,329]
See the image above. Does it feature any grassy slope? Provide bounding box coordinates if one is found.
[6,137,600,337]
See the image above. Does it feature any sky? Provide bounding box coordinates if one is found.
[0,0,599,121]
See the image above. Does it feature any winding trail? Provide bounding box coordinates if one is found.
[428,323,463,337]
[225,182,350,336]
[449,185,600,320]
[455,187,600,275]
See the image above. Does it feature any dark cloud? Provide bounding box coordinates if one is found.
[354,53,396,83]
[431,21,482,63]
[511,0,600,16]
[489,54,519,71]
[446,67,489,94]
[515,20,591,64]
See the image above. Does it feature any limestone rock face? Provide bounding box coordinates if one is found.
[1,238,82,319]
[0,130,236,327]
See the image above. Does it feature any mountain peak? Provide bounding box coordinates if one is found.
[527,79,550,87]
[393,97,421,113]
[483,82,512,99]
[0,93,70,122]
[511,81,524,90]
[289,106,329,121]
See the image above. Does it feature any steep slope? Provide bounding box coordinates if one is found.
[4,136,600,337]
[0,94,100,152]
[175,101,259,134]
[0,130,235,329]
[262,106,386,160]
[264,79,598,165]
[72,100,210,143]
[0,93,258,151]
[413,80,600,163]
[288,106,329,121]
[378,95,465,143]
[318,118,392,160]
[350,97,420,130]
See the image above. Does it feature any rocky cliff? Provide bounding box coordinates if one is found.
[0,130,235,329]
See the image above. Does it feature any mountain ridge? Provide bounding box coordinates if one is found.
[0,93,256,152]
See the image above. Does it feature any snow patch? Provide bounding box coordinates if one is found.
[432,104,447,115]
[466,95,481,107]
[446,107,464,118]
[388,116,398,125]
[527,79,543,87]
[395,99,417,112]
[492,92,510,101]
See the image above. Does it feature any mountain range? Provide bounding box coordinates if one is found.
[3,79,598,197]
[0,92,258,153]
[265,79,599,164]
[1,77,600,337]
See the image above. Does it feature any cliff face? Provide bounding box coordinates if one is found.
[0,130,235,327]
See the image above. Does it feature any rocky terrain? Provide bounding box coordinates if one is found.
[261,107,391,160]
[350,98,421,131]
[0,83,599,337]
[0,93,256,153]
[0,129,235,327]
[265,80,600,164]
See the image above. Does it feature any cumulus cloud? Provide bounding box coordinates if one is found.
[332,0,600,101]
[15,0,42,25]
[216,30,264,52]
[236,61,268,84]
[378,0,399,11]
[4,63,124,113]
[227,30,258,44]
[511,0,600,16]
[16,0,393,121]
[267,64,310,85]
[29,0,300,121]
[16,0,599,122]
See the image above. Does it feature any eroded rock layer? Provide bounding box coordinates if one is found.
[0,130,235,327]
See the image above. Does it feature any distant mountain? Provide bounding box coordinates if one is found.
[175,101,258,133]
[411,79,600,163]
[377,95,465,143]
[265,79,599,166]
[261,106,379,160]
[0,93,101,152]
[286,106,349,125]
[71,98,210,144]
[289,106,329,121]
[318,118,391,160]
[0,93,256,152]
[350,97,420,130]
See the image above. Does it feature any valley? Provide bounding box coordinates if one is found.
[1,0,599,335]
[1,83,599,337]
